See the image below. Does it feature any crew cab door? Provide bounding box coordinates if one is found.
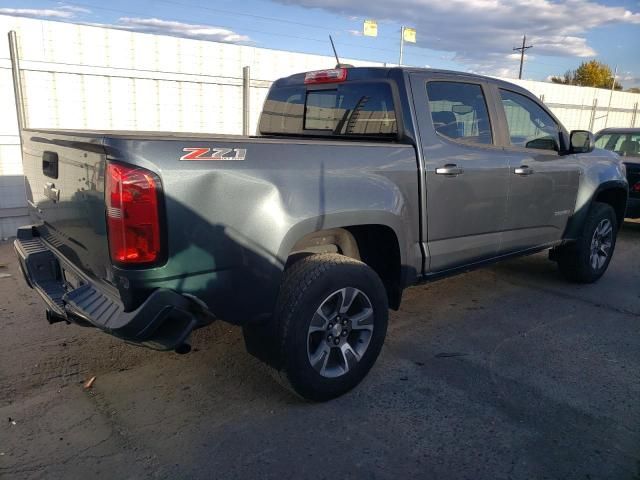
[491,87,580,251]
[409,74,509,272]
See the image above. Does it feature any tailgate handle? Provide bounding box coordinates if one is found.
[42,151,59,179]
[44,182,60,202]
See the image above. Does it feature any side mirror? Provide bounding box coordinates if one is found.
[569,130,594,154]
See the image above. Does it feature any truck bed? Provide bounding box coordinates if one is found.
[23,128,404,143]
[19,128,421,330]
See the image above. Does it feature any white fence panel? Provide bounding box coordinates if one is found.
[506,78,640,131]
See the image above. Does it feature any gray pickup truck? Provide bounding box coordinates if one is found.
[14,67,628,400]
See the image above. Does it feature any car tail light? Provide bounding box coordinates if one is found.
[304,68,348,84]
[633,182,640,193]
[106,162,162,265]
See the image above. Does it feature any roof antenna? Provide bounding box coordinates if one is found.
[329,35,353,69]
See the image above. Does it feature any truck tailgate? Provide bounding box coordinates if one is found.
[21,130,113,287]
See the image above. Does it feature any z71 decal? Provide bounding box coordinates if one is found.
[180,147,247,161]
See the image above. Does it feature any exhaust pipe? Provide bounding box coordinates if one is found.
[46,309,67,324]
[175,338,192,355]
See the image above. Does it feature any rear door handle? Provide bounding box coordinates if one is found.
[514,165,534,176]
[435,164,463,176]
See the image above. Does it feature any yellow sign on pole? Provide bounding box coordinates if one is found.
[403,27,416,43]
[363,19,378,37]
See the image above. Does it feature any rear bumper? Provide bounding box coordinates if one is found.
[14,228,213,350]
[626,197,640,219]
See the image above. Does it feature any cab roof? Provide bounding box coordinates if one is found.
[273,66,534,98]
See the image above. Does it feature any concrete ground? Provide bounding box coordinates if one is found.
[1,223,639,480]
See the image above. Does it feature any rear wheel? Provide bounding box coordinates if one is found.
[247,253,388,401]
[556,202,617,283]
[306,286,376,379]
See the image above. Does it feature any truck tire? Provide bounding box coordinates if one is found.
[269,253,388,401]
[556,202,618,283]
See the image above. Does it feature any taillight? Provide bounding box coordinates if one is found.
[304,68,348,84]
[633,182,640,193]
[106,162,162,265]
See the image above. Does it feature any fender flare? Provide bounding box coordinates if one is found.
[564,179,628,240]
[276,211,407,265]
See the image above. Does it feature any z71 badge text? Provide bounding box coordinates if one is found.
[180,147,247,161]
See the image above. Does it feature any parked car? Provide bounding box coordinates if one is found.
[595,128,640,218]
[14,67,628,400]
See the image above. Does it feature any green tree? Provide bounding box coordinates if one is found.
[550,60,622,90]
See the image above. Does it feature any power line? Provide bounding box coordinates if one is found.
[152,4,591,73]
[36,0,578,78]
[513,34,533,79]
[46,0,449,63]
[156,0,402,42]
[158,0,344,33]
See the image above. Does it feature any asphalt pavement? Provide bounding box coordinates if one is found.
[1,222,639,480]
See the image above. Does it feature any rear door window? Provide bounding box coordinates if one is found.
[426,81,493,145]
[499,89,560,152]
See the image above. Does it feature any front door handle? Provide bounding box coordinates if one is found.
[435,164,463,176]
[514,165,534,176]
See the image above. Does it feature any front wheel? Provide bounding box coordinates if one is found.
[556,202,618,283]
[269,253,388,401]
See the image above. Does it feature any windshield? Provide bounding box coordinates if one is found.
[595,132,640,157]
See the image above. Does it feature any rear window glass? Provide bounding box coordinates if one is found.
[259,82,397,138]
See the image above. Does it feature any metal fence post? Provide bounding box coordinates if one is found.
[632,102,638,128]
[8,31,27,131]
[588,98,598,131]
[242,66,250,136]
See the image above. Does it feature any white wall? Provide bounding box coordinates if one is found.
[0,43,25,238]
[1,15,379,136]
[0,14,381,237]
[504,78,640,132]
[1,14,639,238]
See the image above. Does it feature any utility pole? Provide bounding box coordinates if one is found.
[399,26,405,66]
[398,26,416,66]
[605,65,618,128]
[8,31,26,131]
[513,35,533,79]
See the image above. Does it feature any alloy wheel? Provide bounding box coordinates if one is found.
[306,287,375,378]
[589,218,613,270]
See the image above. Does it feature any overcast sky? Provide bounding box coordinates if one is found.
[2,0,639,87]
